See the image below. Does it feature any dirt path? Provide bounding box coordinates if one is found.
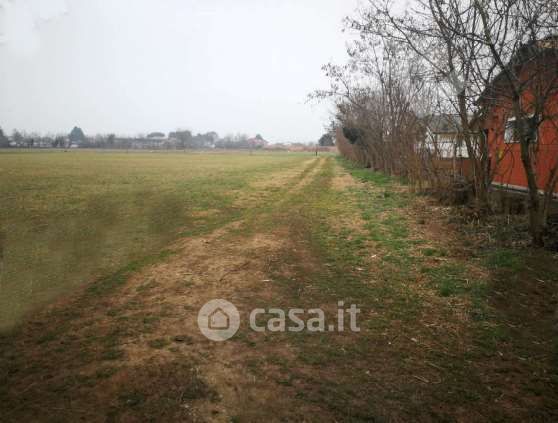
[0,157,331,422]
[1,156,557,422]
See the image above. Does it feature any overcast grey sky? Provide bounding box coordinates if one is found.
[0,0,360,142]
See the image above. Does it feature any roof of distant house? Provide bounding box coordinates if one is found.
[427,114,462,133]
[478,35,558,105]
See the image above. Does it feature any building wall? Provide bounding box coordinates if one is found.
[424,130,469,159]
[485,52,558,193]
[487,91,558,193]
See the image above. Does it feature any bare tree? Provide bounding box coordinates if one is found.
[472,0,558,245]
[318,0,557,245]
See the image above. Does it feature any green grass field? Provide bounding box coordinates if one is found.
[0,151,556,421]
[0,150,311,330]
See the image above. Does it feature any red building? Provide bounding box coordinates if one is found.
[483,37,558,194]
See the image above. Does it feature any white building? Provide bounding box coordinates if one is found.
[424,115,469,159]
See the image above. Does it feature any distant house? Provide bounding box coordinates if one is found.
[424,115,468,159]
[264,143,288,151]
[481,36,558,194]
[422,114,472,179]
[35,138,53,148]
[247,135,268,148]
[129,137,167,149]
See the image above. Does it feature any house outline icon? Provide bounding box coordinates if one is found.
[208,307,230,330]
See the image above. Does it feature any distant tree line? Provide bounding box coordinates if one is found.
[0,126,277,151]
[0,125,332,153]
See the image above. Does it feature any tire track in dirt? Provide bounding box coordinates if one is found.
[0,157,332,422]
[231,156,323,210]
[102,157,330,421]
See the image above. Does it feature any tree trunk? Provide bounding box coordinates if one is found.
[457,92,490,212]
[519,127,545,246]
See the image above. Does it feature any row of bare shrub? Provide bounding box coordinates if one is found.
[312,0,558,246]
